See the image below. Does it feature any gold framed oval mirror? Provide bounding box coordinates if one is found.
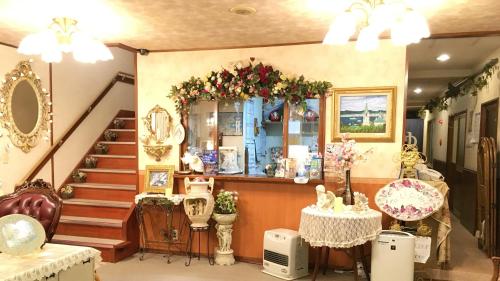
[143,105,172,144]
[0,60,50,152]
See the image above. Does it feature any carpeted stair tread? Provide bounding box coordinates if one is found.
[98,141,136,145]
[88,154,136,159]
[53,234,127,248]
[79,168,136,174]
[60,216,123,228]
[69,182,136,191]
[63,198,132,208]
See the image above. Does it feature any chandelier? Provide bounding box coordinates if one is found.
[323,0,430,51]
[18,17,113,63]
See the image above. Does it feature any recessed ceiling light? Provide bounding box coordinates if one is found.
[436,54,450,62]
[414,88,422,94]
[229,6,256,16]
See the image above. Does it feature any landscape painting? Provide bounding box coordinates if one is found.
[333,87,396,142]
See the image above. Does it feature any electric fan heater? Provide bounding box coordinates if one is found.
[262,229,308,280]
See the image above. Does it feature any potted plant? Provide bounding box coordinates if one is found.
[84,156,98,168]
[104,130,118,141]
[72,170,87,183]
[60,185,74,199]
[113,119,125,129]
[212,190,238,265]
[94,143,109,154]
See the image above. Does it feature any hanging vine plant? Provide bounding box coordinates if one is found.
[418,58,499,118]
[167,60,332,113]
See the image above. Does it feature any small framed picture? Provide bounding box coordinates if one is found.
[144,165,175,194]
[333,86,396,142]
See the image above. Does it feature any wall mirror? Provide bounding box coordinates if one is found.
[141,105,173,161]
[0,60,50,153]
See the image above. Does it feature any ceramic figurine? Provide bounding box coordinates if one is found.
[352,192,369,212]
[315,185,336,211]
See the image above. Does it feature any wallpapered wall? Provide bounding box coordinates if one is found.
[137,41,407,179]
[0,45,135,194]
[423,46,500,171]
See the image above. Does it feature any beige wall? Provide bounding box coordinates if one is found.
[52,48,135,187]
[0,44,51,194]
[0,46,135,194]
[138,41,407,178]
[423,46,500,171]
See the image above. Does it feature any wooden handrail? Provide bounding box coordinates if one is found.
[21,72,135,184]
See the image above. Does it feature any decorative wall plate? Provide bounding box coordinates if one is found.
[375,178,444,221]
[173,124,185,144]
[0,214,46,256]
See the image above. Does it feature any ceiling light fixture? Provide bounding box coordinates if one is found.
[323,0,430,52]
[414,87,422,94]
[436,53,450,62]
[18,17,113,64]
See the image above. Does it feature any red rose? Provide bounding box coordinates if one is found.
[260,88,270,98]
[221,92,226,97]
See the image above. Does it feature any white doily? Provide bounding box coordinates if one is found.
[298,206,382,248]
[0,243,101,281]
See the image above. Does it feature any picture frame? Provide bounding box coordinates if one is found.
[332,86,396,142]
[218,112,243,136]
[218,146,242,174]
[144,165,175,194]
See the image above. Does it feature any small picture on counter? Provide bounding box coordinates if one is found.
[144,165,174,193]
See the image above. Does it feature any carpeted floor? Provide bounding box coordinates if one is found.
[97,215,492,281]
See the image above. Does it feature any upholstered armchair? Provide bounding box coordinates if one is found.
[0,179,62,241]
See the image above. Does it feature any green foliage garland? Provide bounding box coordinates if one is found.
[418,58,499,118]
[167,61,332,113]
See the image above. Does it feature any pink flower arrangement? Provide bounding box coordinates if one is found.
[328,133,368,171]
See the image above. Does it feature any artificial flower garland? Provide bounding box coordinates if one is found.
[168,61,332,113]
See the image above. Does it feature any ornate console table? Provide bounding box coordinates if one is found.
[135,193,185,263]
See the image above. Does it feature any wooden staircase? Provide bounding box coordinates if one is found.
[53,111,139,262]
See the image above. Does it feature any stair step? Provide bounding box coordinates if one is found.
[107,128,135,132]
[98,141,136,145]
[88,154,136,159]
[115,117,135,121]
[63,198,132,208]
[53,234,127,248]
[69,183,136,191]
[60,216,123,228]
[79,168,136,174]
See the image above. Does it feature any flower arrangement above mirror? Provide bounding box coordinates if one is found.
[168,60,332,113]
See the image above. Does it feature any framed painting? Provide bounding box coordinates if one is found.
[144,165,175,194]
[332,87,396,142]
[218,112,243,136]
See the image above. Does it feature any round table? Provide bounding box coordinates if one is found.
[298,206,382,281]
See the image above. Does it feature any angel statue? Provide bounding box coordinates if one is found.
[315,185,336,211]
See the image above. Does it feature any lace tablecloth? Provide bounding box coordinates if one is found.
[0,243,101,281]
[299,206,382,248]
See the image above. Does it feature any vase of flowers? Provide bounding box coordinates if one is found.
[95,143,109,154]
[213,190,238,265]
[113,119,125,129]
[327,134,371,205]
[84,156,98,168]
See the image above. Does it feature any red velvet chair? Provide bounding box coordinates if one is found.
[0,179,62,241]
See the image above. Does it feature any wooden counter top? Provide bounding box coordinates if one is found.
[173,173,324,184]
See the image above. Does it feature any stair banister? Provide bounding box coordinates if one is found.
[20,72,135,184]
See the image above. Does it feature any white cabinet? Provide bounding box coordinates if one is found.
[39,258,95,281]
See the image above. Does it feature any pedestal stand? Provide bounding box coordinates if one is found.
[185,225,214,266]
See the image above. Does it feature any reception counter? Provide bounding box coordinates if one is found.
[138,172,394,268]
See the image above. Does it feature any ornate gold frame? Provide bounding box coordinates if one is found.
[0,60,50,152]
[141,105,173,161]
[332,86,396,142]
[144,165,175,193]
